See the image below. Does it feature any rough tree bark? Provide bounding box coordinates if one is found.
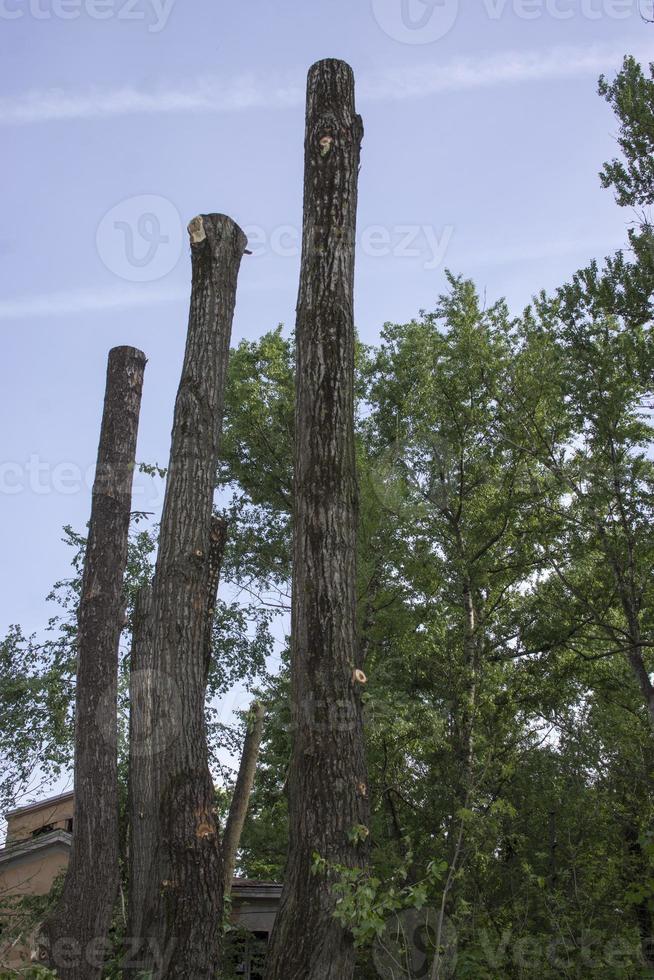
[43,346,146,979]
[266,59,369,980]
[125,514,238,975]
[137,214,247,979]
[221,702,266,899]
[126,585,155,954]
[204,514,229,677]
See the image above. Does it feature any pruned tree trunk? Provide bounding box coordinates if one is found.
[137,214,247,979]
[125,516,231,975]
[266,59,369,980]
[221,702,266,898]
[43,346,146,980]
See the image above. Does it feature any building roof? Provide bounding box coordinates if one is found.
[0,829,72,867]
[1,794,282,901]
[5,792,74,820]
[231,880,282,899]
[0,835,281,897]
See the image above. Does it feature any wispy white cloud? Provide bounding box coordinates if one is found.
[0,283,187,320]
[0,274,289,320]
[0,43,646,126]
[0,74,304,125]
[461,234,627,268]
[359,43,646,102]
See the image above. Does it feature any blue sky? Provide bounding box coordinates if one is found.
[0,1,651,647]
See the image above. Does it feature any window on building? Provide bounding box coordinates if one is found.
[224,929,268,980]
[31,824,55,838]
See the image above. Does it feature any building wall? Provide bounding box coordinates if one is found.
[0,840,71,969]
[0,793,280,973]
[6,794,74,845]
[1,844,69,899]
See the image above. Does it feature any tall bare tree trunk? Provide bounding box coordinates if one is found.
[137,214,247,979]
[266,59,369,980]
[43,346,146,979]
[125,516,232,975]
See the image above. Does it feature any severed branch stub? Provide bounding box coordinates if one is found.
[188,214,207,245]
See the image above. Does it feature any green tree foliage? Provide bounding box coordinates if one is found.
[0,516,273,822]
[227,292,654,975]
[4,53,654,980]
[558,56,654,327]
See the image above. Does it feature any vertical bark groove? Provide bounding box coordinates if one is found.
[266,59,369,980]
[43,346,146,980]
[126,585,155,954]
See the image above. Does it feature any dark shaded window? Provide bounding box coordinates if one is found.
[32,823,54,838]
[249,932,268,980]
[224,929,268,979]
